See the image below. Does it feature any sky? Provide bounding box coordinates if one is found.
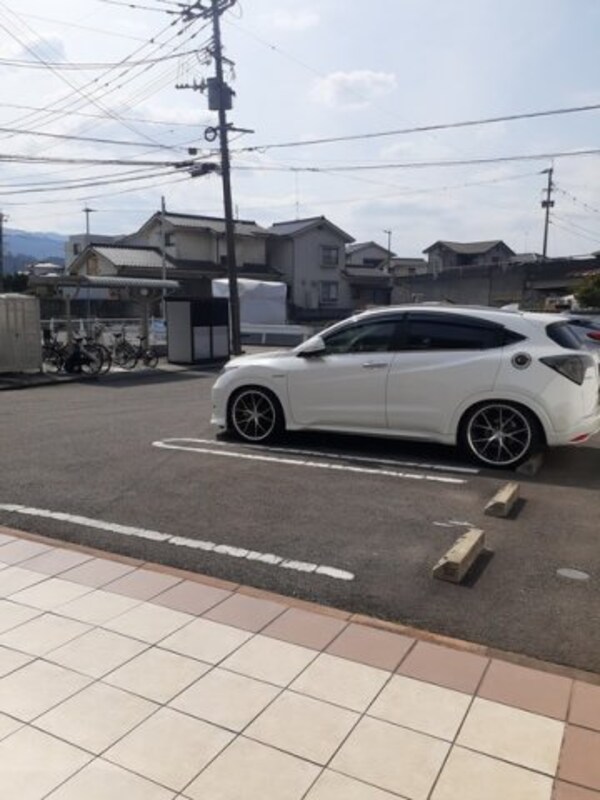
[0,0,599,258]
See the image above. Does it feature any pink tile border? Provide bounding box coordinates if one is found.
[1,525,599,709]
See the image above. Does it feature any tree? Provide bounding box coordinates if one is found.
[575,274,600,309]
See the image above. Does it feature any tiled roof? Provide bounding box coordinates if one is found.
[163,213,269,237]
[346,241,390,255]
[269,216,325,236]
[269,216,354,243]
[391,257,426,267]
[94,246,167,269]
[343,267,392,285]
[423,240,514,255]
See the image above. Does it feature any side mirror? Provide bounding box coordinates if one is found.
[297,335,326,357]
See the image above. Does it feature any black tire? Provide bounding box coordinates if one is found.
[42,345,63,374]
[228,386,284,444]
[113,343,136,368]
[85,343,110,375]
[97,345,112,374]
[143,349,158,369]
[80,350,102,376]
[459,401,544,469]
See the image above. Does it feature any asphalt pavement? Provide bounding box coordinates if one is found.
[1,366,599,673]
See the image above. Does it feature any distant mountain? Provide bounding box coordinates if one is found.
[3,228,66,272]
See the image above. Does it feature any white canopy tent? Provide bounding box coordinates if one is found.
[212,278,287,325]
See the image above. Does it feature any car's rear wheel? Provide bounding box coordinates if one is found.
[460,402,543,468]
[228,387,284,443]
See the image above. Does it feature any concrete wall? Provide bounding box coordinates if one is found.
[391,258,598,308]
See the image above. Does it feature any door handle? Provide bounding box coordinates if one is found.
[362,361,387,369]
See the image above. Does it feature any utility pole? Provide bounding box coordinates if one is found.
[160,195,167,319]
[541,167,554,260]
[0,211,5,289]
[178,0,242,354]
[210,0,241,354]
[83,207,95,243]
[82,207,96,325]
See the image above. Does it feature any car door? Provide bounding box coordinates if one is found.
[385,312,505,437]
[287,316,401,430]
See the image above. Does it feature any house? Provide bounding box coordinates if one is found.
[123,211,276,280]
[345,241,392,268]
[423,240,515,273]
[267,216,355,321]
[65,234,119,268]
[68,211,281,305]
[389,257,428,278]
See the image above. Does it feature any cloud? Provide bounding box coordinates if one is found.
[262,9,320,32]
[311,70,397,110]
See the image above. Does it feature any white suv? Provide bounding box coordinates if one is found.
[211,306,600,468]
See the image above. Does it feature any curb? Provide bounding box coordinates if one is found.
[1,522,598,687]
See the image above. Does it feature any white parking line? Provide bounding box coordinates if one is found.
[172,437,479,476]
[0,504,355,582]
[152,438,468,485]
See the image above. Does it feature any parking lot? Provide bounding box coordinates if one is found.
[1,367,599,673]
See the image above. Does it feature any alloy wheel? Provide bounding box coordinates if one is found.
[230,389,279,443]
[466,404,533,466]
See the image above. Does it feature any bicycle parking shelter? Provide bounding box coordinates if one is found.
[29,275,180,344]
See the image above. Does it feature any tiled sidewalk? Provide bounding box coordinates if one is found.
[0,527,597,800]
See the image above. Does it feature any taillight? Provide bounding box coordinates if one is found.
[586,331,600,342]
[540,354,594,385]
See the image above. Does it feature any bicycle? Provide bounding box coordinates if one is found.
[129,336,159,369]
[42,336,102,376]
[63,337,103,376]
[112,331,137,370]
[84,324,112,375]
[42,336,66,374]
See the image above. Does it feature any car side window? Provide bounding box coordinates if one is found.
[405,313,504,350]
[323,320,398,354]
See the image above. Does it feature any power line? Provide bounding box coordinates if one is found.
[0,102,210,129]
[555,186,600,216]
[0,153,189,167]
[552,214,600,241]
[0,124,191,151]
[0,2,194,145]
[231,103,600,154]
[15,10,162,44]
[0,50,201,70]
[97,0,181,12]
[232,148,600,172]
[549,217,600,246]
[0,8,171,149]
[0,167,182,196]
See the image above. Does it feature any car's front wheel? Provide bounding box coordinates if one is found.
[459,402,543,468]
[228,387,284,443]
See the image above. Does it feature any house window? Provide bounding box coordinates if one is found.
[73,244,80,255]
[363,258,383,268]
[320,281,339,304]
[321,245,339,267]
[164,232,174,247]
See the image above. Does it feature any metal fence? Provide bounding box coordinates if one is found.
[41,318,167,346]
